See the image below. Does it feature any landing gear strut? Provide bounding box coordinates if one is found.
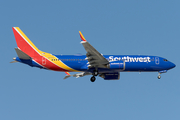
[93,71,99,76]
[93,69,99,76]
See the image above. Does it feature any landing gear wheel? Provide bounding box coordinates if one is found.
[90,76,96,82]
[158,75,161,79]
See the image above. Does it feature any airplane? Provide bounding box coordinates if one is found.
[11,27,176,82]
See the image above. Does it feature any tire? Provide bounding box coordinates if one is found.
[91,76,96,82]
[158,75,161,79]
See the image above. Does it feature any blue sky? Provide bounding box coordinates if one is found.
[1,0,180,120]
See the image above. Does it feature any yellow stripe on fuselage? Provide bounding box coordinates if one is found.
[41,53,79,72]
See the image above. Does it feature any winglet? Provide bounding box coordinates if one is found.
[79,31,87,42]
[64,72,71,79]
[65,72,71,76]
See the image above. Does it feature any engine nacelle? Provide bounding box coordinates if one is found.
[99,72,120,80]
[106,61,125,70]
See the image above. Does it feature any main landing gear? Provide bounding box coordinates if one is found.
[91,76,96,82]
[90,70,99,82]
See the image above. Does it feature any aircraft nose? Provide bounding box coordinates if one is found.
[169,62,176,69]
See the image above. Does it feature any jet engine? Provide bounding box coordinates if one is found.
[106,61,125,70]
[99,72,120,80]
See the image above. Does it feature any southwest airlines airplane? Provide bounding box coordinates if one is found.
[11,27,176,82]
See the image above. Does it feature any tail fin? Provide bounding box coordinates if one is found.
[12,27,42,57]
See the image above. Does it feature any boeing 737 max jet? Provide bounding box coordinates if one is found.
[11,27,176,82]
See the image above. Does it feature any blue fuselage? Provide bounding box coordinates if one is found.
[52,55,175,73]
[15,54,175,73]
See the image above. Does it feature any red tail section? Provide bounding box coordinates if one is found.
[12,27,78,72]
[12,27,41,57]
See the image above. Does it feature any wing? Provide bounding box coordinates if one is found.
[64,72,92,79]
[79,31,109,68]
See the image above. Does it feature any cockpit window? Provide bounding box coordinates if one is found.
[163,59,168,62]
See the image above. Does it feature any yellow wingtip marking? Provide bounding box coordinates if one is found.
[65,72,71,76]
[79,31,86,41]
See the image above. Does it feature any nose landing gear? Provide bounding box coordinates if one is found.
[157,75,161,79]
[157,72,162,79]
[157,70,167,79]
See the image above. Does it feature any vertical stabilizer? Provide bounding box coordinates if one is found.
[12,27,42,57]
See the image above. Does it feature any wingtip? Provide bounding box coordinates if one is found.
[65,72,71,76]
[64,72,71,79]
[79,31,87,42]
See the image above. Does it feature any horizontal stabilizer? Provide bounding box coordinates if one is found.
[10,60,18,63]
[15,48,31,60]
